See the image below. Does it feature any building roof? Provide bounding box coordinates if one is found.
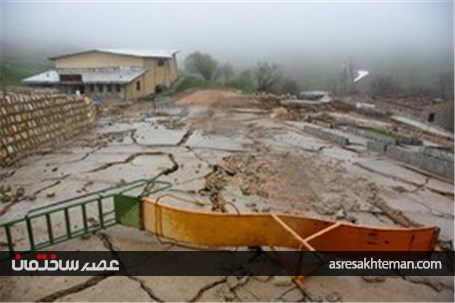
[354,70,369,83]
[22,67,146,84]
[300,90,330,96]
[49,48,178,60]
[97,49,178,58]
[22,70,60,84]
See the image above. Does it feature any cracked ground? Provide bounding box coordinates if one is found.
[0,91,454,302]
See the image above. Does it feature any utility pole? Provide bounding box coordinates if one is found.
[347,56,355,94]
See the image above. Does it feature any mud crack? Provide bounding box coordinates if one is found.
[35,275,111,302]
[33,174,71,196]
[87,152,170,173]
[177,128,194,146]
[154,153,179,179]
[354,162,454,197]
[403,276,454,293]
[372,197,421,227]
[96,231,166,302]
[198,164,234,212]
[127,276,165,302]
[188,277,228,302]
[366,183,421,228]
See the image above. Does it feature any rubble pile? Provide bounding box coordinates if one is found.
[223,154,274,198]
[199,154,275,212]
[0,184,31,203]
[252,92,296,109]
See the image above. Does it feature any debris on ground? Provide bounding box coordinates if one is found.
[270,107,290,120]
[46,190,56,198]
[0,88,453,302]
[0,185,25,203]
[176,89,258,107]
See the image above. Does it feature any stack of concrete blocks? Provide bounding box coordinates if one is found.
[386,146,453,179]
[397,136,423,146]
[0,93,95,166]
[366,142,454,179]
[419,146,454,163]
[347,125,422,146]
[313,119,333,129]
[350,125,452,178]
[304,125,350,146]
[366,140,388,153]
[347,126,397,145]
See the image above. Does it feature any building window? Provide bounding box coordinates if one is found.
[116,84,121,93]
[88,84,95,93]
[428,113,436,123]
[157,59,165,67]
[97,84,103,93]
[107,84,112,93]
[136,81,141,91]
[60,74,82,83]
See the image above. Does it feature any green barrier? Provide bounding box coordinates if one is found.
[114,195,143,229]
[0,179,171,260]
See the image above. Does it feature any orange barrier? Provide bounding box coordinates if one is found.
[138,194,439,287]
[142,195,439,252]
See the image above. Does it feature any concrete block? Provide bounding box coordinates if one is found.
[419,147,454,163]
[367,140,388,153]
[386,145,454,179]
[347,126,397,145]
[304,125,350,146]
[398,136,423,146]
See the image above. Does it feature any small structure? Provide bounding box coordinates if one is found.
[353,70,369,83]
[424,99,454,131]
[298,90,331,102]
[355,102,376,110]
[22,49,179,100]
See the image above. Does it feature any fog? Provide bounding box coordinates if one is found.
[2,1,454,89]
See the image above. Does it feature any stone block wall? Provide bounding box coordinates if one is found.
[366,141,454,179]
[398,136,423,146]
[366,140,388,153]
[304,125,350,146]
[0,93,95,166]
[386,146,453,179]
[347,126,397,145]
[313,120,333,129]
[347,125,423,146]
[419,146,454,163]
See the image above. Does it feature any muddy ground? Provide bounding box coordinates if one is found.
[0,90,454,302]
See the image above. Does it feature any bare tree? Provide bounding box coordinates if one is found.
[253,62,281,92]
[219,63,234,84]
[370,73,400,95]
[184,52,219,81]
[438,72,454,99]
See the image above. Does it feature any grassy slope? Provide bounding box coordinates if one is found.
[0,57,52,86]
[0,41,76,86]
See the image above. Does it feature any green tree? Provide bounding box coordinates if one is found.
[280,78,300,95]
[253,62,281,92]
[184,52,219,81]
[229,69,255,93]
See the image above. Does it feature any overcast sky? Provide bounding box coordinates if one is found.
[2,1,454,69]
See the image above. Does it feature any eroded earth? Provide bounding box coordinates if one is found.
[0,90,453,302]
